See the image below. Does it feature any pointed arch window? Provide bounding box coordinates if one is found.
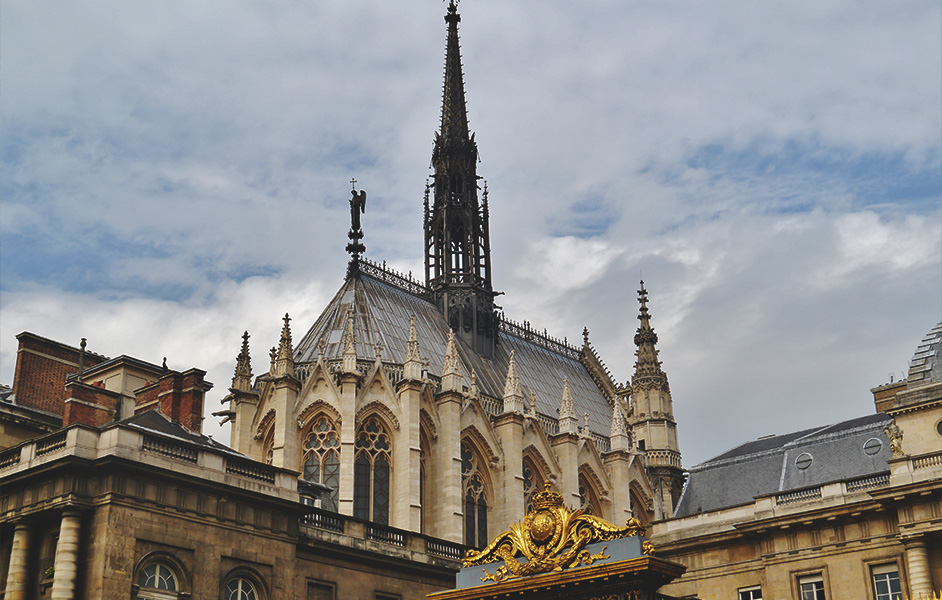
[522,457,545,512]
[354,417,391,524]
[420,429,430,534]
[578,473,601,516]
[461,441,488,548]
[302,416,340,511]
[261,426,274,466]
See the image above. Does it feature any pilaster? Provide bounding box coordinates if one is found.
[493,412,525,530]
[550,432,581,508]
[434,389,464,542]
[394,377,423,531]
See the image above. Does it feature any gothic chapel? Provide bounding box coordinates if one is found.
[222,1,684,549]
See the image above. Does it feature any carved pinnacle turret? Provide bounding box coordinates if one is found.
[442,330,464,392]
[502,350,525,414]
[232,331,253,392]
[342,308,359,375]
[275,314,294,377]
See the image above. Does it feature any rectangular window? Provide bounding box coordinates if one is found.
[871,564,903,600]
[798,574,826,600]
[307,580,335,600]
[738,585,762,600]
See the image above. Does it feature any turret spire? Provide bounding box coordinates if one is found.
[425,0,497,358]
[275,314,294,377]
[232,331,253,392]
[628,281,683,519]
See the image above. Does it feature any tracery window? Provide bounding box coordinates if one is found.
[302,416,340,511]
[354,417,391,524]
[522,457,544,512]
[136,561,179,600]
[225,577,258,600]
[461,441,488,548]
[578,473,601,516]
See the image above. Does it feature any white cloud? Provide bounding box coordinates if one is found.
[1,0,939,465]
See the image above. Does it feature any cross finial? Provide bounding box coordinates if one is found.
[350,177,357,190]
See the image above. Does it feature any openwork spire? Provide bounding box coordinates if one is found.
[232,331,253,392]
[425,0,497,358]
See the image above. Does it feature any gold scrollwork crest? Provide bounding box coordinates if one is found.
[464,484,647,582]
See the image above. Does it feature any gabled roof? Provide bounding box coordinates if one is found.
[292,269,616,437]
[674,412,893,517]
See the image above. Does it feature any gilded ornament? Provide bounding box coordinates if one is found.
[464,484,646,582]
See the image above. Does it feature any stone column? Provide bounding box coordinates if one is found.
[4,522,31,600]
[50,510,82,600]
[902,535,934,598]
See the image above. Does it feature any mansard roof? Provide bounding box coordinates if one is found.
[292,261,616,439]
[673,412,893,517]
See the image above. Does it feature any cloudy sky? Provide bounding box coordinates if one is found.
[2,1,939,466]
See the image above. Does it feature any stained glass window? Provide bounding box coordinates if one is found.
[461,441,488,548]
[353,417,391,524]
[302,416,341,511]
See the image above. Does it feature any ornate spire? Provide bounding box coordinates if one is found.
[629,280,683,519]
[232,331,253,392]
[633,281,664,380]
[440,0,470,144]
[502,350,524,413]
[425,0,497,358]
[275,314,294,377]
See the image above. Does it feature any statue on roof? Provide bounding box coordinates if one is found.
[349,186,366,234]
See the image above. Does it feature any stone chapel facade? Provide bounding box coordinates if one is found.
[221,0,684,549]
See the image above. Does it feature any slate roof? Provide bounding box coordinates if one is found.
[293,268,616,438]
[908,322,942,386]
[117,409,242,456]
[674,412,893,517]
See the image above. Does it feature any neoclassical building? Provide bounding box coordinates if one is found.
[220,0,684,550]
[652,323,942,600]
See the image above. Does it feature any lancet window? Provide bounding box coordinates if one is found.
[354,417,391,524]
[522,457,545,512]
[301,416,340,511]
[578,473,601,516]
[461,440,488,548]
